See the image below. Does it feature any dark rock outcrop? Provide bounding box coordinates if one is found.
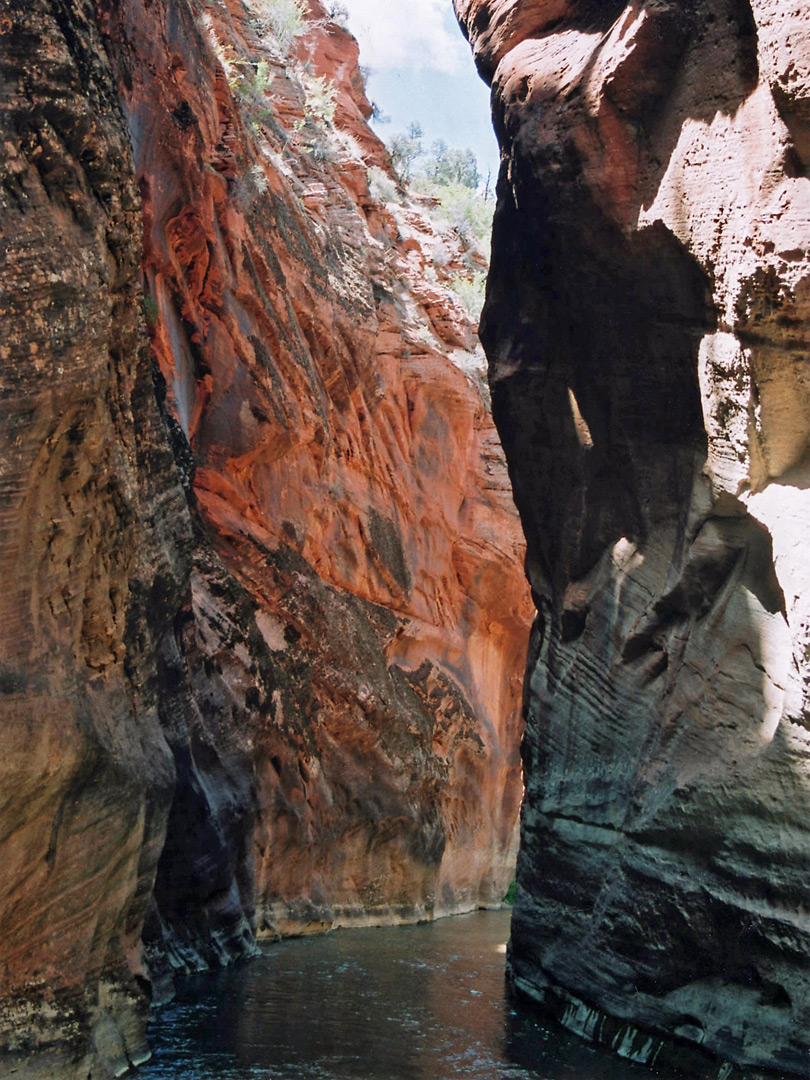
[455,0,810,1076]
[0,0,193,1073]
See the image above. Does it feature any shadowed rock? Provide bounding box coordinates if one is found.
[455,0,810,1075]
[0,0,532,1074]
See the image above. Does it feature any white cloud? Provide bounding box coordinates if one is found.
[340,0,468,74]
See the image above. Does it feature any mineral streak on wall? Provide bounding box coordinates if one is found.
[454,0,810,1076]
[0,0,532,1076]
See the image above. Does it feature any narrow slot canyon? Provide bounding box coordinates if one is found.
[1,1,810,1079]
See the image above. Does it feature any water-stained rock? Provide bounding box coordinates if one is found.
[455,0,810,1075]
[0,0,193,1073]
[0,0,531,1073]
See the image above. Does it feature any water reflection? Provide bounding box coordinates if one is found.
[138,910,684,1080]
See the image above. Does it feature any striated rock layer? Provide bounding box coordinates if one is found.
[102,0,531,954]
[0,0,193,1074]
[0,0,530,1074]
[455,0,810,1076]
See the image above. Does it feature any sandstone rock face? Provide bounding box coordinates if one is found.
[1,0,530,1072]
[119,0,530,945]
[101,0,530,950]
[0,1,193,1074]
[455,0,810,1075]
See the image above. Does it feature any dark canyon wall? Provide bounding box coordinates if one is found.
[0,2,192,1073]
[0,1,531,1075]
[454,0,810,1076]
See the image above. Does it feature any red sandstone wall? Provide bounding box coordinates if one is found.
[103,0,531,945]
[0,1,193,1072]
[0,1,531,1074]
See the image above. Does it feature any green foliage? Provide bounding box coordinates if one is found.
[231,57,271,103]
[504,879,516,905]
[389,122,423,183]
[290,72,337,157]
[413,177,493,257]
[384,126,495,321]
[449,270,487,320]
[423,140,479,189]
[249,0,307,54]
[331,129,364,161]
[217,49,276,129]
[388,128,482,193]
[303,73,337,126]
[386,130,492,253]
[367,165,399,204]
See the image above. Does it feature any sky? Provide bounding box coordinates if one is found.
[338,0,501,185]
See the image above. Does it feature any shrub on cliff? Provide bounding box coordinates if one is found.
[302,73,336,126]
[367,166,399,204]
[249,0,307,54]
[413,178,492,259]
[449,270,486,319]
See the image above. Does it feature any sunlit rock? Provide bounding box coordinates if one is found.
[454,0,810,1075]
[0,0,531,1073]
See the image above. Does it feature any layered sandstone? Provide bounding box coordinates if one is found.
[101,0,530,953]
[0,1,193,1073]
[455,0,810,1075]
[0,0,530,1074]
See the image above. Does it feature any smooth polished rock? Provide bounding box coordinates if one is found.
[454,0,810,1075]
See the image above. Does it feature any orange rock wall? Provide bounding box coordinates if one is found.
[103,0,531,946]
[0,0,531,1074]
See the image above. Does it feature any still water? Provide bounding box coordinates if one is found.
[138,910,681,1080]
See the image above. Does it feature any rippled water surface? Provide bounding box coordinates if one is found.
[138,910,681,1080]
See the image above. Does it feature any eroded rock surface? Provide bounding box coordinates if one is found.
[0,1,193,1073]
[455,0,810,1075]
[101,0,530,951]
[0,0,530,1073]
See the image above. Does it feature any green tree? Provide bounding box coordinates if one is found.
[389,122,423,183]
[424,140,479,189]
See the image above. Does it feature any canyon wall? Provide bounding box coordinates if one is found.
[106,0,531,950]
[454,0,810,1076]
[0,1,193,1073]
[0,0,530,1075]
